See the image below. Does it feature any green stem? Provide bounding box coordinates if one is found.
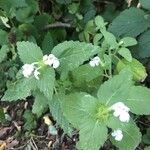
[108,48,112,78]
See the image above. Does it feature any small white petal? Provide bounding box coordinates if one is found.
[115,133,123,141]
[119,112,130,123]
[52,59,60,68]
[110,102,130,122]
[22,64,34,78]
[34,69,40,80]
[113,110,120,117]
[89,56,101,67]
[89,60,96,67]
[43,55,48,61]
[111,129,123,141]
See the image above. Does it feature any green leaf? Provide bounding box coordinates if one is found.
[49,94,73,135]
[110,120,141,150]
[62,92,108,150]
[32,91,48,117]
[102,30,118,49]
[77,120,108,150]
[126,86,150,115]
[0,45,9,63]
[1,78,35,101]
[0,0,27,9]
[72,64,103,83]
[140,0,150,10]
[117,58,147,82]
[0,29,8,46]
[34,14,51,31]
[37,67,55,100]
[16,7,33,23]
[56,0,72,4]
[42,32,54,53]
[93,33,103,45]
[13,0,27,7]
[62,92,98,128]
[118,47,132,62]
[51,41,100,78]
[17,41,43,64]
[120,37,137,47]
[23,110,37,131]
[95,16,105,29]
[137,30,150,58]
[26,0,39,14]
[97,68,132,106]
[109,8,149,37]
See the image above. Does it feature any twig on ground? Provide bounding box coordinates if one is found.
[43,22,72,30]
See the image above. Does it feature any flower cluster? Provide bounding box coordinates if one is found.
[89,56,104,67]
[111,129,123,141]
[22,54,59,80]
[43,54,60,69]
[89,56,101,67]
[110,102,130,123]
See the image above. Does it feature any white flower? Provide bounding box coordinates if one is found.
[43,54,60,68]
[52,58,60,68]
[111,129,123,141]
[119,111,130,122]
[22,64,34,78]
[110,102,130,123]
[34,69,40,80]
[111,102,130,112]
[89,56,101,67]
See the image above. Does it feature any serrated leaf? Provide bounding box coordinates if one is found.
[102,30,118,49]
[109,119,141,150]
[1,78,35,101]
[49,95,73,135]
[51,41,100,78]
[118,47,132,62]
[62,92,108,149]
[120,37,137,47]
[0,45,9,63]
[126,86,150,115]
[140,0,150,10]
[97,68,132,106]
[77,120,108,150]
[42,32,54,53]
[137,30,150,58]
[72,64,103,83]
[17,41,43,64]
[109,8,149,37]
[62,92,98,128]
[32,91,48,117]
[37,67,55,100]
